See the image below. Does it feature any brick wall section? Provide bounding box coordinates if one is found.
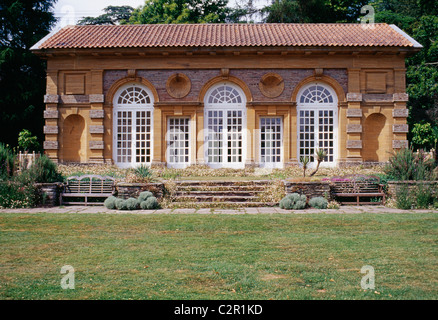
[104,69,348,103]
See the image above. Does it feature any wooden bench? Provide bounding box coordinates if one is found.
[330,176,386,205]
[60,175,116,206]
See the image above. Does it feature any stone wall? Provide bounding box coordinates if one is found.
[116,183,165,200]
[387,181,438,198]
[35,183,62,207]
[284,181,331,200]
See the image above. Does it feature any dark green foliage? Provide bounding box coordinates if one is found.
[309,197,328,209]
[19,155,63,184]
[0,180,38,208]
[78,6,135,25]
[140,196,159,210]
[384,148,436,181]
[126,197,139,210]
[415,184,434,209]
[396,184,413,210]
[279,193,307,210]
[104,196,117,209]
[0,0,57,146]
[0,143,15,179]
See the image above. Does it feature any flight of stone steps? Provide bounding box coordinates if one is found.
[169,180,278,208]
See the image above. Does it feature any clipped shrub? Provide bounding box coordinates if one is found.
[104,196,117,209]
[138,191,153,202]
[309,197,328,209]
[126,197,139,210]
[140,196,159,210]
[279,193,307,210]
[115,198,128,210]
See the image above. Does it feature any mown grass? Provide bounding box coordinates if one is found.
[0,212,437,300]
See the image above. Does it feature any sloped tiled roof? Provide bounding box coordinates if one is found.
[32,23,421,50]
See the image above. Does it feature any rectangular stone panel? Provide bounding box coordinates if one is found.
[346,140,363,149]
[393,93,409,102]
[89,141,104,150]
[346,124,362,133]
[346,109,362,118]
[44,126,59,134]
[89,125,105,134]
[43,110,59,119]
[43,141,58,150]
[89,110,105,119]
[393,140,409,149]
[393,124,409,133]
[89,94,105,103]
[44,95,59,104]
[346,93,362,102]
[392,108,409,118]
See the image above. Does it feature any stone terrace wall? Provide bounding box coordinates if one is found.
[284,181,331,200]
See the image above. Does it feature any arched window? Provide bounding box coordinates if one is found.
[297,82,338,167]
[204,82,246,168]
[113,83,154,168]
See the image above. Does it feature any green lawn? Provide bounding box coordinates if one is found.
[0,212,437,300]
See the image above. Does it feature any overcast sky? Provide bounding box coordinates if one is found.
[52,0,268,29]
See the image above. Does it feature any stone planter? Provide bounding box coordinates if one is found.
[387,181,438,199]
[35,182,62,207]
[284,181,331,199]
[116,182,165,200]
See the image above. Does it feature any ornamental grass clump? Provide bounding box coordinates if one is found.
[279,193,307,210]
[309,197,328,209]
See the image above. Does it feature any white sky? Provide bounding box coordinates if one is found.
[52,0,268,29]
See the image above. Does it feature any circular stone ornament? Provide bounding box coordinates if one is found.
[259,73,284,98]
[166,73,191,98]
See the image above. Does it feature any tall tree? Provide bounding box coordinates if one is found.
[261,0,369,23]
[129,0,232,24]
[371,0,438,150]
[78,6,135,25]
[0,0,57,147]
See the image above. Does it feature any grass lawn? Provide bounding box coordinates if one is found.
[0,212,437,300]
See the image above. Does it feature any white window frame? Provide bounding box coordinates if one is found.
[259,116,284,169]
[204,82,247,169]
[112,83,154,168]
[296,82,338,168]
[166,117,191,169]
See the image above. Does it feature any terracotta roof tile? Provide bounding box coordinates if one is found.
[33,23,420,50]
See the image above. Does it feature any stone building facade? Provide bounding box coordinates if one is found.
[32,23,422,168]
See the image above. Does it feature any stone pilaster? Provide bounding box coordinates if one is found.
[89,70,105,164]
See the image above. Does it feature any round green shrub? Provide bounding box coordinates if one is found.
[126,197,139,210]
[140,196,159,210]
[104,196,117,209]
[309,197,328,209]
[279,193,307,210]
[115,198,128,210]
[138,191,153,202]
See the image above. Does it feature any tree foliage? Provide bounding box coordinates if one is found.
[78,6,135,25]
[129,0,232,24]
[371,0,438,150]
[0,0,57,147]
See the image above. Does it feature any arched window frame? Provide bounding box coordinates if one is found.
[296,82,339,167]
[113,83,154,168]
[203,82,247,168]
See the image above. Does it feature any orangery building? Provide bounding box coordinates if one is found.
[31,23,422,168]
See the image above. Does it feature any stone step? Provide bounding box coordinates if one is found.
[174,180,272,187]
[176,190,262,197]
[167,201,277,209]
[174,195,260,202]
[176,186,267,192]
